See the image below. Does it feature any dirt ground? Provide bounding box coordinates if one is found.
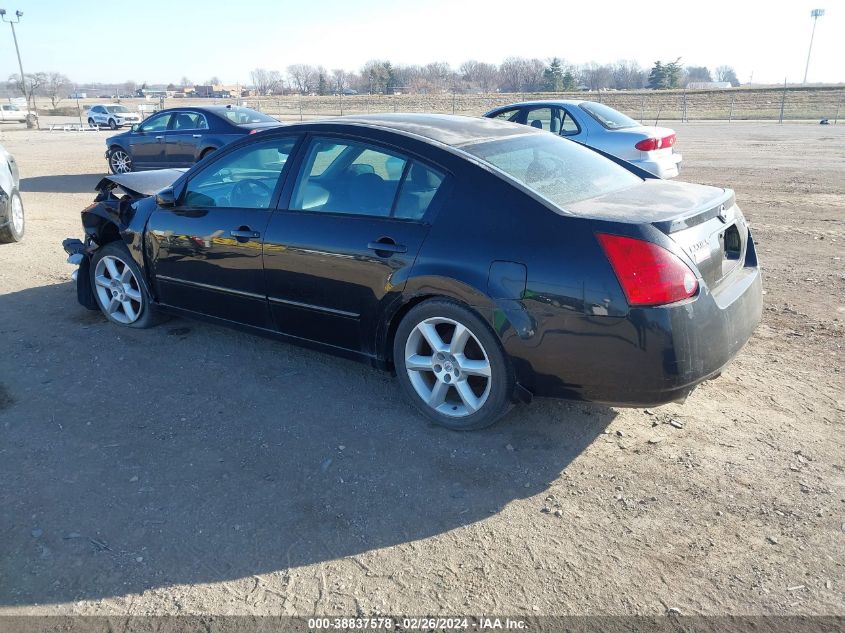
[0,121,842,617]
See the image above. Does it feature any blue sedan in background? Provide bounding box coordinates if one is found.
[105,105,281,174]
[484,100,682,179]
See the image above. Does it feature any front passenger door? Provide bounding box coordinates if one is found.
[146,136,299,328]
[129,112,172,168]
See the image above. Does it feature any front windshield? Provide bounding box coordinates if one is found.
[463,133,642,207]
[220,107,277,125]
[579,102,639,130]
[106,105,130,114]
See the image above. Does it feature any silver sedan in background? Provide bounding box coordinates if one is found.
[483,100,682,179]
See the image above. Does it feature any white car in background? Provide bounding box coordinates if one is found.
[0,103,38,125]
[87,104,142,130]
[0,142,24,243]
[484,100,683,179]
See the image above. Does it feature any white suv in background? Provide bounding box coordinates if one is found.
[87,104,142,130]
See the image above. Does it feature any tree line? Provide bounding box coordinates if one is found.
[2,58,741,107]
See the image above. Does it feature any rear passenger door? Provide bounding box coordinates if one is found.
[262,136,448,356]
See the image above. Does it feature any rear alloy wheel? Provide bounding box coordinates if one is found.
[108,118,118,130]
[394,300,513,430]
[90,242,159,328]
[109,148,132,174]
[0,191,25,243]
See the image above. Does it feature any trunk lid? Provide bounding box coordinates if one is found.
[566,180,748,289]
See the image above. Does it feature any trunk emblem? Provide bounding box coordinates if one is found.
[717,204,729,223]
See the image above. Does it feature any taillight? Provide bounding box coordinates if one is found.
[635,134,676,151]
[596,233,698,306]
[249,128,259,135]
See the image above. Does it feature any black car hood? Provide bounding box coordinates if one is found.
[96,168,188,197]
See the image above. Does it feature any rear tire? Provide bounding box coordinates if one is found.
[0,190,24,243]
[393,299,513,430]
[89,241,160,328]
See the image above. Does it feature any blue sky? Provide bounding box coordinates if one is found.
[0,0,842,85]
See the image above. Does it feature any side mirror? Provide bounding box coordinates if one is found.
[155,187,176,207]
[131,123,140,132]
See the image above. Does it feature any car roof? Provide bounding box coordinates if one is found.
[287,113,542,149]
[491,99,588,109]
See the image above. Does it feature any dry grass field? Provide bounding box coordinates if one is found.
[0,120,842,618]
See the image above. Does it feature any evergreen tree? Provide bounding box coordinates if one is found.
[542,58,565,92]
[664,58,683,89]
[562,69,576,91]
[317,71,328,96]
[647,61,666,89]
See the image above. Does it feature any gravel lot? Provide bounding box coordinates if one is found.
[0,121,842,617]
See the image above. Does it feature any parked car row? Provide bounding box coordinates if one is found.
[63,112,761,430]
[97,100,683,181]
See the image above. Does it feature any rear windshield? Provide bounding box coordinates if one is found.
[464,133,641,207]
[106,105,130,114]
[219,107,277,125]
[579,102,639,130]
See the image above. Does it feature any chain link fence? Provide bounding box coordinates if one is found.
[249,86,845,124]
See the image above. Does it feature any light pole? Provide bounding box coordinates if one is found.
[0,8,35,129]
[803,8,825,84]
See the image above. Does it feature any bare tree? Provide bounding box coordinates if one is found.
[461,60,499,92]
[423,62,453,92]
[43,72,71,109]
[714,65,740,87]
[206,76,221,85]
[580,62,613,90]
[287,64,317,94]
[331,68,350,93]
[499,57,545,92]
[611,60,645,90]
[180,76,192,87]
[123,80,137,95]
[7,72,46,105]
[251,68,282,95]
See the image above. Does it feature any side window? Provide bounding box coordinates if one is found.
[139,113,171,133]
[291,139,407,217]
[525,107,553,132]
[172,112,207,130]
[490,108,520,122]
[394,163,445,220]
[182,138,297,209]
[558,108,579,135]
[290,138,444,220]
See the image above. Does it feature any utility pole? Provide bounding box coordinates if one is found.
[804,9,825,84]
[0,8,35,129]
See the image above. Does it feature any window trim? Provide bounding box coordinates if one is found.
[138,112,172,134]
[177,134,303,211]
[168,110,209,132]
[282,133,449,224]
[489,107,522,123]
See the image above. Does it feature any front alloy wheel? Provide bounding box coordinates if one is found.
[93,254,144,324]
[109,149,131,174]
[394,300,513,430]
[0,191,24,243]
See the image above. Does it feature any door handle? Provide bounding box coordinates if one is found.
[192,134,202,138]
[155,135,164,141]
[231,228,260,240]
[367,239,407,255]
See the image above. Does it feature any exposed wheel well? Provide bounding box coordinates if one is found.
[383,294,440,369]
[199,147,215,159]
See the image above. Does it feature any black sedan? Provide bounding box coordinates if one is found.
[105,105,281,175]
[65,114,762,430]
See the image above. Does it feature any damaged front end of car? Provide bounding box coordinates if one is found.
[63,169,186,310]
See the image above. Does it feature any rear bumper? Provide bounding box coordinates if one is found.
[632,152,682,179]
[512,237,762,406]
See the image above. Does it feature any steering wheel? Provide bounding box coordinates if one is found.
[230,178,272,207]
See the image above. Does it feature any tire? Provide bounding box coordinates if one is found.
[108,147,132,174]
[89,241,160,328]
[393,299,514,430]
[0,190,24,243]
[87,117,96,128]
[108,118,118,130]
